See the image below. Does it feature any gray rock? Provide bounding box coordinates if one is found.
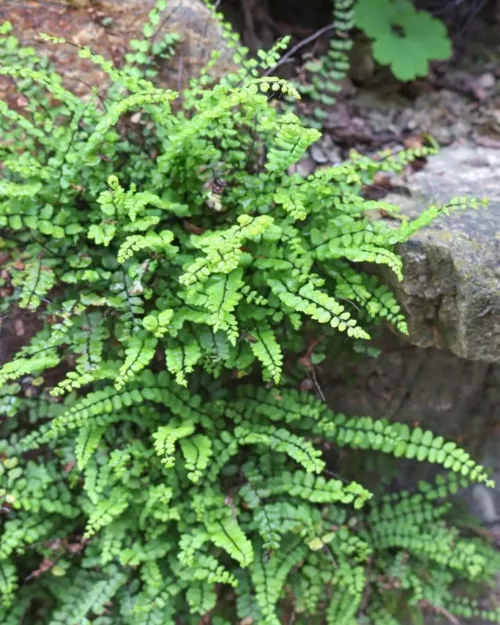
[310,144,329,165]
[310,134,342,165]
[322,141,500,619]
[384,143,500,362]
[323,328,496,454]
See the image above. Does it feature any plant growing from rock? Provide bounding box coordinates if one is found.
[0,3,498,624]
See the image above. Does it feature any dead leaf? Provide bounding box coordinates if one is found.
[183,220,206,235]
[403,135,424,150]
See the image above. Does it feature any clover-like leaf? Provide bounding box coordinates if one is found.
[355,0,452,81]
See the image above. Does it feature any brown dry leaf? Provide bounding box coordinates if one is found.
[27,558,55,580]
[372,172,393,188]
[362,171,395,200]
[403,135,424,150]
[183,220,206,236]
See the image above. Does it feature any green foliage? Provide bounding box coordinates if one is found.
[0,3,497,625]
[354,0,452,81]
[296,0,452,112]
[294,0,354,126]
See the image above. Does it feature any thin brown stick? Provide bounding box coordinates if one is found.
[310,366,326,403]
[421,600,462,625]
[151,2,183,43]
[263,23,336,77]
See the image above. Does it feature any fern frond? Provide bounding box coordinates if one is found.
[204,514,254,567]
[269,279,370,339]
[117,230,177,264]
[152,421,196,469]
[115,335,158,390]
[11,259,57,309]
[249,323,283,383]
[179,434,213,483]
[235,423,324,473]
[165,334,203,386]
[75,424,107,470]
[251,540,307,625]
[84,489,130,538]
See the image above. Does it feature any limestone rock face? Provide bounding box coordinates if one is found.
[1,0,235,96]
[385,143,500,362]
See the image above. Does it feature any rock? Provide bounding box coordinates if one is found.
[321,141,500,625]
[383,143,500,363]
[324,328,497,450]
[310,144,330,165]
[310,134,342,165]
[321,327,500,625]
[1,0,235,98]
[348,35,375,84]
[310,144,329,165]
[289,157,316,178]
[476,72,496,91]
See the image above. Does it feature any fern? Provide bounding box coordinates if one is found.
[251,540,307,624]
[293,0,354,127]
[84,489,130,538]
[0,4,496,625]
[115,335,158,390]
[75,424,107,471]
[249,323,284,383]
[11,258,57,309]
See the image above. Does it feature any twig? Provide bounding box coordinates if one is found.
[420,600,461,625]
[263,23,336,77]
[431,604,462,625]
[151,2,183,43]
[323,544,338,568]
[287,598,297,625]
[0,1,69,9]
[323,468,350,484]
[455,0,489,41]
[64,77,108,111]
[310,366,326,403]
